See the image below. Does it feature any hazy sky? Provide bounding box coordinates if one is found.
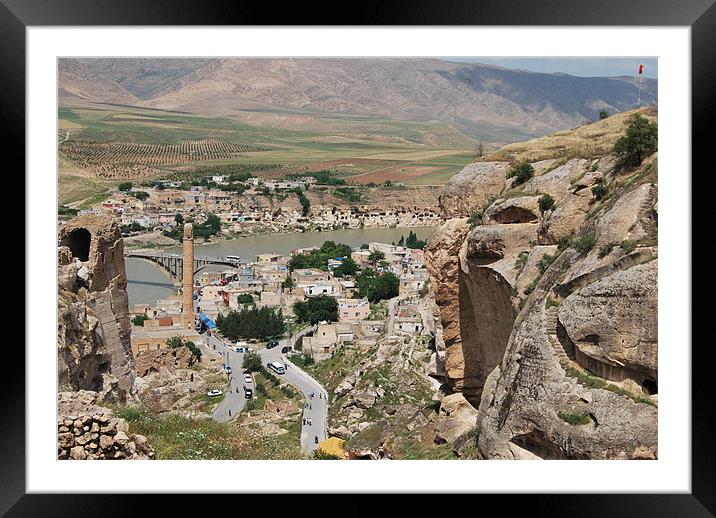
[445,57,658,78]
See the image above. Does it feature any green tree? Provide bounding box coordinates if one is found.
[293,295,339,324]
[591,181,609,200]
[356,269,400,302]
[538,193,556,214]
[118,182,133,192]
[404,231,426,249]
[612,113,658,168]
[332,257,358,277]
[242,352,263,372]
[599,109,610,119]
[507,162,534,185]
[287,240,352,271]
[236,293,254,305]
[367,250,385,267]
[175,213,184,224]
[218,306,286,340]
[131,314,149,326]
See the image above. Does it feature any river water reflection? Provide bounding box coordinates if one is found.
[126,226,436,307]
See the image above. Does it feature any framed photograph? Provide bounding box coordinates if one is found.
[10,0,709,513]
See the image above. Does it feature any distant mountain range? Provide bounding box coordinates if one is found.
[58,58,657,145]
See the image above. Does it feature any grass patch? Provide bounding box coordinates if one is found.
[620,239,638,254]
[546,296,560,309]
[558,411,592,425]
[564,365,656,407]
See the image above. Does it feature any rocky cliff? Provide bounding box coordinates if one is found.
[425,108,658,459]
[58,215,137,402]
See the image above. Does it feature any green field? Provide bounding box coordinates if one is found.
[58,101,477,205]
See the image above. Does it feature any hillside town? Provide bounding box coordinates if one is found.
[60,173,441,241]
[130,237,432,362]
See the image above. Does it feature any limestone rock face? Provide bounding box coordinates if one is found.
[57,216,136,401]
[439,162,511,218]
[596,183,656,246]
[523,158,590,201]
[559,261,658,384]
[538,182,597,244]
[424,219,470,394]
[484,196,541,225]
[426,116,658,459]
[434,393,478,444]
[476,303,657,460]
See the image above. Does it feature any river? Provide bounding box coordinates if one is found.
[126,226,436,307]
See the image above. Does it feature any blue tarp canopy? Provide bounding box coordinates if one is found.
[198,312,217,329]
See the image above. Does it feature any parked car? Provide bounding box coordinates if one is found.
[281,346,292,354]
[207,389,223,397]
[224,366,232,375]
[243,387,253,399]
[243,373,253,384]
[266,340,279,349]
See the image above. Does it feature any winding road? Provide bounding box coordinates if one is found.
[202,326,328,454]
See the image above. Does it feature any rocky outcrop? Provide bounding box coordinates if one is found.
[439,162,511,218]
[434,393,478,445]
[426,112,658,459]
[484,196,540,224]
[134,346,197,378]
[58,215,136,402]
[425,219,470,390]
[559,261,658,387]
[523,158,590,201]
[57,391,154,460]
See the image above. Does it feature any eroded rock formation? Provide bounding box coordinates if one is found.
[425,108,659,459]
[58,215,137,402]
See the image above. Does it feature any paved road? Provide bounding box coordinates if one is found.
[202,326,329,454]
[200,332,250,422]
[259,328,328,454]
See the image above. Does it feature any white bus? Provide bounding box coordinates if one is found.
[266,361,286,375]
[226,255,240,263]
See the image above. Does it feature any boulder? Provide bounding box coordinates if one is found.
[434,393,478,444]
[439,162,511,218]
[559,261,658,384]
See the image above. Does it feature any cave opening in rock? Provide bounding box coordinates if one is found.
[63,228,92,262]
[641,378,658,395]
[493,207,538,224]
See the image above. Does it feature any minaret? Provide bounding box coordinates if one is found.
[182,223,195,329]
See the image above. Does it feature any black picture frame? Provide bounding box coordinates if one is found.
[6,0,709,514]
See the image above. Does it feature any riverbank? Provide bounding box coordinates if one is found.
[124,222,440,253]
[126,226,437,307]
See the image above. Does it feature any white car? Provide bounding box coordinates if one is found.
[207,389,223,397]
[243,374,253,384]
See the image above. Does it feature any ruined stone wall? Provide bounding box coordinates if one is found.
[57,391,153,460]
[58,215,136,401]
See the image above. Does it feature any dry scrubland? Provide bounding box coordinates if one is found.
[488,106,658,163]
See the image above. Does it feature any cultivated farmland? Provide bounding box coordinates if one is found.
[60,138,270,179]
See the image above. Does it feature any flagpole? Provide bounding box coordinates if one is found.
[636,64,643,109]
[637,74,642,109]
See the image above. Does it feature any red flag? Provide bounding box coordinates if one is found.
[639,64,644,75]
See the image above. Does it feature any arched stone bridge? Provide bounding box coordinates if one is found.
[124,251,240,282]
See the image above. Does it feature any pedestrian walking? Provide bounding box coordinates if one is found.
[228,410,232,417]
